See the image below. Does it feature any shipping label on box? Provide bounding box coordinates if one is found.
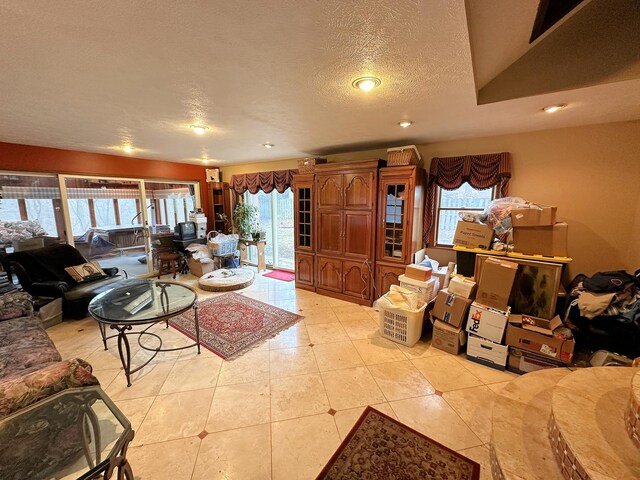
[405,264,432,282]
[432,320,467,355]
[506,315,575,361]
[466,302,509,343]
[511,204,557,227]
[476,257,517,311]
[507,346,567,375]
[433,289,473,329]
[453,221,494,249]
[466,334,508,370]
[448,276,477,299]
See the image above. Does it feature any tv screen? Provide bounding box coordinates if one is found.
[175,221,196,240]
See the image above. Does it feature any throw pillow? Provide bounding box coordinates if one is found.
[64,261,107,283]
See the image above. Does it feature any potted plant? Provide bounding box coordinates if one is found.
[233,203,257,240]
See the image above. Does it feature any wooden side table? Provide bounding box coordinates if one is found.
[240,239,267,272]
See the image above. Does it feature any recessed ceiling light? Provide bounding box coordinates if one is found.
[352,76,381,92]
[542,104,567,113]
[262,143,275,149]
[191,125,208,135]
[122,145,134,154]
[398,120,413,128]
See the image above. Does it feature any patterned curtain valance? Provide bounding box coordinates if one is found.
[230,169,298,195]
[424,152,511,244]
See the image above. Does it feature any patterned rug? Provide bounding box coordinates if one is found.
[317,407,480,480]
[169,292,302,360]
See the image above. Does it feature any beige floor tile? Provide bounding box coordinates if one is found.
[269,346,318,379]
[159,356,222,394]
[302,307,340,325]
[331,305,372,322]
[390,395,483,451]
[411,355,483,392]
[368,360,435,401]
[113,396,155,432]
[487,380,512,394]
[333,403,396,439]
[93,368,121,390]
[84,346,133,372]
[269,323,311,349]
[271,373,330,421]
[457,357,519,384]
[443,385,496,443]
[105,362,174,401]
[192,424,271,480]
[457,445,492,480]
[271,413,341,480]
[133,388,214,446]
[322,366,385,410]
[324,296,358,307]
[127,437,201,480]
[340,318,381,340]
[351,337,406,365]
[206,381,270,432]
[396,339,447,360]
[217,350,270,386]
[306,322,349,344]
[312,341,364,372]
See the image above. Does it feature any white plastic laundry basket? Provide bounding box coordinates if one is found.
[379,301,427,347]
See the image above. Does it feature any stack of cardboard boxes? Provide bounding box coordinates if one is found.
[431,276,476,354]
[510,204,568,258]
[399,264,438,303]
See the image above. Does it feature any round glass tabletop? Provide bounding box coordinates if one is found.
[88,279,197,325]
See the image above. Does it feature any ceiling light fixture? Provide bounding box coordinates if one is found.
[398,120,413,128]
[262,143,275,149]
[122,145,134,154]
[352,76,381,92]
[191,125,208,135]
[542,103,567,113]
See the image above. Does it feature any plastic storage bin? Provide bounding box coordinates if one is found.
[379,299,427,347]
[207,232,238,256]
[398,275,437,302]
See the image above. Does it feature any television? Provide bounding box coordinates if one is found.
[174,221,196,240]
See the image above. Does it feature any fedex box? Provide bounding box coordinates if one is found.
[466,302,509,343]
[466,334,508,370]
[432,320,467,355]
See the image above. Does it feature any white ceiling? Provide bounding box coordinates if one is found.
[0,0,638,165]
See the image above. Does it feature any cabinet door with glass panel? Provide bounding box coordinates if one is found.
[293,174,314,251]
[377,179,411,262]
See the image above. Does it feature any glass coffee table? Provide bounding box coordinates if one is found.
[0,386,134,479]
[88,279,200,386]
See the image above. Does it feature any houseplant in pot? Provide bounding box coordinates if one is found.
[233,203,257,240]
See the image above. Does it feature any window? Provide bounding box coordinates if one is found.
[434,182,495,247]
[25,199,58,237]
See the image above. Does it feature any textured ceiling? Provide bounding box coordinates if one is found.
[0,0,638,166]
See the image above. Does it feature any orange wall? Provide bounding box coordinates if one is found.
[0,142,210,228]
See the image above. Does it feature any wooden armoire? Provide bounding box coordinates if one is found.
[293,160,424,306]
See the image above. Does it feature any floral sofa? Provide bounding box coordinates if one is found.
[0,290,99,419]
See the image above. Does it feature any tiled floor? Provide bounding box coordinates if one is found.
[47,270,518,480]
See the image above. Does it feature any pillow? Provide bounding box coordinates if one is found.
[63,261,107,283]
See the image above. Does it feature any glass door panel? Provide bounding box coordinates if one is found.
[383,183,406,260]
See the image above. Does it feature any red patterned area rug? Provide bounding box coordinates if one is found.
[169,292,302,360]
[262,270,295,282]
[317,407,480,480]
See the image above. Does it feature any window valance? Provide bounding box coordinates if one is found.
[423,152,511,244]
[230,169,298,195]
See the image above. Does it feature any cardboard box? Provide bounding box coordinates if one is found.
[511,204,557,227]
[466,302,510,343]
[432,289,473,328]
[512,223,569,258]
[466,334,508,370]
[432,320,467,355]
[507,346,568,375]
[188,258,214,277]
[453,221,494,249]
[405,264,432,282]
[506,315,575,361]
[476,257,518,311]
[398,275,437,302]
[448,276,477,299]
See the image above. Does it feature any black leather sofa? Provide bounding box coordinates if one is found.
[4,244,123,319]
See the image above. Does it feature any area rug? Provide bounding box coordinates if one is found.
[316,407,480,480]
[262,270,295,282]
[169,292,302,360]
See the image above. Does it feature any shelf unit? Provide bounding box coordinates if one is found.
[208,182,231,233]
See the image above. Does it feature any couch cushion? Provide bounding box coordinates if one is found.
[0,291,34,321]
[62,275,122,302]
[0,316,61,379]
[7,244,88,284]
